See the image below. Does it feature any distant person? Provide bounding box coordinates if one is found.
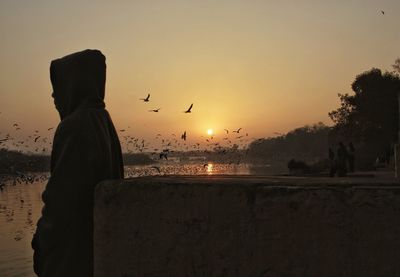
[384,144,392,165]
[31,50,124,277]
[337,142,348,177]
[328,147,336,177]
[347,142,355,173]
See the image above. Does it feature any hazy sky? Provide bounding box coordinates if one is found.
[1,0,400,151]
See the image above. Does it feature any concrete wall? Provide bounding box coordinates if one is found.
[94,176,400,277]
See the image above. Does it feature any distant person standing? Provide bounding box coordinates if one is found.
[384,144,392,165]
[337,142,348,177]
[31,50,124,277]
[347,142,355,173]
[328,147,336,177]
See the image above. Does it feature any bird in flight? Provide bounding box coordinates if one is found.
[184,103,193,113]
[140,93,150,102]
[48,127,54,131]
[181,131,187,141]
[224,129,229,134]
[233,128,242,133]
[149,108,161,112]
[34,136,41,142]
[381,10,385,15]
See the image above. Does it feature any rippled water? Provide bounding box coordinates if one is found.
[0,175,46,277]
[0,163,257,276]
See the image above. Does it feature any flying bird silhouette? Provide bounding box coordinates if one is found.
[224,129,229,134]
[140,93,150,102]
[184,103,193,113]
[34,136,40,142]
[381,10,385,15]
[149,108,161,112]
[181,131,187,141]
[233,128,242,133]
[47,127,54,131]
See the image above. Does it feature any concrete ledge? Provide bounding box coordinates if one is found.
[94,175,400,277]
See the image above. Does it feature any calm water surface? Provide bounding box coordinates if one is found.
[0,163,259,276]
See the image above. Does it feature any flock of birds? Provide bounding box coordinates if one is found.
[115,93,255,162]
[0,93,256,181]
[140,93,193,113]
[0,123,54,154]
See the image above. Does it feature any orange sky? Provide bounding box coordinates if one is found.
[1,1,400,152]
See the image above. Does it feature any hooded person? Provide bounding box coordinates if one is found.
[31,49,124,277]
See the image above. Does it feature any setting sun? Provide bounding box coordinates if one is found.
[207,129,214,136]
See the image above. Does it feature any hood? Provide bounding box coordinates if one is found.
[50,49,106,120]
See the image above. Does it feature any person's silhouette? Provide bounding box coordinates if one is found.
[348,142,355,173]
[337,142,348,177]
[328,147,336,177]
[31,49,124,277]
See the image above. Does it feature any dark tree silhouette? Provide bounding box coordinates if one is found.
[247,122,331,164]
[329,68,400,168]
[329,68,400,145]
[393,58,400,74]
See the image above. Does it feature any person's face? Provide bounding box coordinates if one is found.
[51,92,57,109]
[51,91,62,118]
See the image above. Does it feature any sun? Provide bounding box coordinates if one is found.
[207,129,214,136]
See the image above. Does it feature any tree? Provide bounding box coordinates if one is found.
[329,68,400,165]
[247,122,331,164]
[393,58,400,74]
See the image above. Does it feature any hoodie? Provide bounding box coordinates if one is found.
[32,49,124,277]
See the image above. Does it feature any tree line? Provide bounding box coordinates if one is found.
[248,59,400,171]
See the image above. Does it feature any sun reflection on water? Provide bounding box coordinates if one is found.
[206,163,213,174]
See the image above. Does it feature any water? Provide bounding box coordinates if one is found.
[0,174,46,277]
[0,163,262,276]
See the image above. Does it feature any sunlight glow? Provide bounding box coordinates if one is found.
[206,163,213,174]
[207,129,214,136]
